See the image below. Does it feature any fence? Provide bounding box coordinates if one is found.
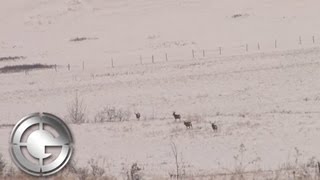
[13,34,320,74]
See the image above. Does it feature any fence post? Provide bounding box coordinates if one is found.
[82,61,84,71]
[299,36,302,45]
[275,40,277,49]
[152,55,154,63]
[219,47,222,55]
[140,55,142,65]
[313,36,315,44]
[257,43,260,50]
[54,64,57,72]
[202,50,205,57]
[165,53,168,62]
[192,49,195,59]
[111,58,114,68]
[68,64,70,71]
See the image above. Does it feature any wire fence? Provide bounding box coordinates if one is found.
[78,35,320,70]
[5,34,320,74]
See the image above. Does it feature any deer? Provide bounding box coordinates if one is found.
[135,112,141,120]
[211,122,218,132]
[172,111,181,121]
[184,121,192,129]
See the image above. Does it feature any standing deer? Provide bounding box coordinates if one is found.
[184,121,192,129]
[211,122,218,132]
[173,111,181,121]
[135,112,141,120]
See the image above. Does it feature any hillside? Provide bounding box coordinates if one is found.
[0,0,320,179]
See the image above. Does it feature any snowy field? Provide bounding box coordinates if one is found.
[1,0,320,179]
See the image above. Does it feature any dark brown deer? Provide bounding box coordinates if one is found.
[173,111,181,121]
[211,122,218,132]
[184,121,192,129]
[135,112,141,120]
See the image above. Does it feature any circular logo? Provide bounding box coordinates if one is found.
[9,112,73,176]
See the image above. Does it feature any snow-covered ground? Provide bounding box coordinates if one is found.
[1,0,320,179]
